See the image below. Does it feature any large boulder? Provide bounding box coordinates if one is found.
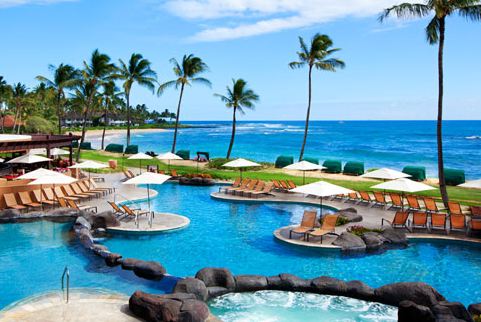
[77,228,94,249]
[338,208,362,223]
[345,280,375,301]
[88,211,120,229]
[267,273,312,292]
[74,216,91,231]
[104,253,122,267]
[121,258,141,270]
[0,209,21,222]
[381,227,408,245]
[235,275,268,292]
[174,278,208,301]
[436,301,473,322]
[195,268,236,290]
[310,276,347,296]
[361,232,387,250]
[374,282,445,308]
[468,303,481,316]
[133,260,167,280]
[129,291,209,322]
[332,232,366,251]
[398,300,435,322]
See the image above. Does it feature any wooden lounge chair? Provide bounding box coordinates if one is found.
[388,193,404,210]
[345,192,359,203]
[108,201,126,218]
[471,206,481,216]
[306,214,339,242]
[219,178,241,193]
[43,188,58,203]
[423,197,441,213]
[272,180,282,191]
[54,186,78,201]
[71,183,98,198]
[62,185,89,200]
[280,180,290,191]
[449,214,466,234]
[66,199,97,213]
[287,180,296,189]
[250,182,274,198]
[289,210,317,239]
[170,170,179,177]
[430,213,447,233]
[243,181,265,197]
[468,217,481,236]
[411,212,428,230]
[448,202,463,215]
[57,197,69,208]
[381,211,410,231]
[4,193,26,210]
[88,179,113,194]
[32,190,57,207]
[18,191,42,209]
[226,179,250,194]
[123,170,134,180]
[373,192,387,208]
[121,204,150,221]
[359,191,374,205]
[77,181,104,197]
[234,180,258,196]
[406,195,423,211]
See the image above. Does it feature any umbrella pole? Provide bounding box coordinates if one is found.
[140,160,142,174]
[147,184,151,228]
[303,171,306,185]
[320,197,323,217]
[168,160,170,173]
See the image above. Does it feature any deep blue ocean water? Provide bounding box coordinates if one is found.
[91,121,481,179]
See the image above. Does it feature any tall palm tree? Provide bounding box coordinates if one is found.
[379,0,481,207]
[158,54,211,153]
[100,81,122,150]
[0,76,11,133]
[36,64,80,134]
[215,79,259,159]
[289,34,345,161]
[11,83,28,134]
[114,53,157,146]
[76,49,116,160]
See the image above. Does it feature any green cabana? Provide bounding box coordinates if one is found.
[402,166,426,181]
[79,142,92,150]
[302,157,319,165]
[444,168,465,186]
[343,161,365,176]
[124,145,138,155]
[275,155,294,168]
[176,150,190,160]
[105,143,124,153]
[322,160,342,173]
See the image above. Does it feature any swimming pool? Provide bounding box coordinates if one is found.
[1,183,481,310]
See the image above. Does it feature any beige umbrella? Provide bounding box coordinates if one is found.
[223,158,261,179]
[123,172,171,227]
[458,179,481,189]
[28,173,77,209]
[361,168,411,181]
[284,161,326,184]
[7,154,51,164]
[69,160,108,188]
[50,148,70,156]
[17,168,64,180]
[290,181,354,215]
[128,152,153,174]
[156,152,182,171]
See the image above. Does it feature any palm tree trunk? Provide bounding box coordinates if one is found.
[76,103,90,162]
[171,83,185,153]
[126,92,131,146]
[299,65,313,161]
[12,102,20,134]
[226,107,237,159]
[57,91,62,134]
[437,17,449,207]
[101,106,107,150]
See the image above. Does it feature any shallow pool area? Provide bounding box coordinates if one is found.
[2,183,481,310]
[209,291,398,322]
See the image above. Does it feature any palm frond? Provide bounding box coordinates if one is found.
[191,77,212,88]
[425,17,441,44]
[157,80,178,96]
[458,4,481,20]
[379,3,431,22]
[289,61,305,69]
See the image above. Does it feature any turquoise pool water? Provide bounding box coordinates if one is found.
[1,183,481,311]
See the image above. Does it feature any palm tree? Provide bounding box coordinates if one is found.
[36,64,80,134]
[215,79,259,159]
[100,81,122,150]
[11,83,28,134]
[289,34,345,161]
[76,49,116,160]
[0,76,11,133]
[158,54,211,153]
[114,53,157,146]
[379,0,481,207]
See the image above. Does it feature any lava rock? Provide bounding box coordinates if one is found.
[398,300,435,322]
[235,275,268,292]
[174,278,208,301]
[0,209,21,221]
[104,253,122,267]
[381,227,408,245]
[332,232,366,251]
[345,280,375,301]
[338,208,362,223]
[133,260,166,280]
[267,274,311,292]
[77,228,94,249]
[437,301,473,321]
[88,211,120,229]
[74,216,91,231]
[311,276,347,296]
[91,244,109,255]
[374,282,445,308]
[468,303,481,316]
[361,232,387,250]
[195,268,236,290]
[121,258,141,270]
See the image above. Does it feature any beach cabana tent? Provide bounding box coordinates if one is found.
[290,181,354,215]
[156,152,183,171]
[127,152,153,174]
[223,158,261,179]
[123,172,171,228]
[7,154,51,164]
[283,161,325,184]
[371,178,436,210]
[458,179,481,189]
[360,168,411,181]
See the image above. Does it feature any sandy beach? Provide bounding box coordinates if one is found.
[71,128,170,138]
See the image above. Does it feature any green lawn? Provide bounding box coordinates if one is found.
[79,150,481,206]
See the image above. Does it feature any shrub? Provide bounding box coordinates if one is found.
[24,116,55,134]
[346,225,383,236]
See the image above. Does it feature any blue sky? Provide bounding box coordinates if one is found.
[0,0,480,120]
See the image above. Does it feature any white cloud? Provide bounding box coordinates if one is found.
[0,0,75,9]
[163,0,403,42]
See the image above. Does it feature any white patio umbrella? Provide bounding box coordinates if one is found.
[371,178,436,211]
[128,152,153,174]
[28,148,47,155]
[123,172,171,228]
[69,160,108,188]
[27,147,69,157]
[458,179,481,189]
[28,173,77,209]
[156,152,182,171]
[0,158,4,163]
[7,154,51,164]
[284,161,326,184]
[17,168,64,180]
[50,148,70,156]
[290,181,354,215]
[223,158,261,179]
[360,168,411,181]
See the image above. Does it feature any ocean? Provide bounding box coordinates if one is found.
[88,120,481,179]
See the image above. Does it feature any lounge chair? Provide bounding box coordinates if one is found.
[123,170,134,179]
[448,202,463,215]
[345,192,359,203]
[306,214,339,242]
[388,193,404,210]
[63,185,90,200]
[471,206,481,216]
[121,204,150,222]
[32,190,57,207]
[57,197,69,208]
[226,179,250,194]
[43,188,58,203]
[170,170,179,177]
[4,193,26,210]
[406,195,423,211]
[468,217,481,236]
[381,211,410,231]
[423,197,441,213]
[359,191,374,205]
[54,186,78,201]
[242,181,265,197]
[71,183,98,198]
[18,191,42,209]
[373,192,387,208]
[66,199,97,213]
[287,180,296,189]
[219,178,241,193]
[289,210,317,239]
[250,182,274,198]
[449,214,466,234]
[430,213,447,233]
[158,170,165,174]
[411,212,428,231]
[108,201,126,218]
[234,180,258,196]
[272,180,282,191]
[280,181,290,191]
[77,181,104,197]
[88,179,114,194]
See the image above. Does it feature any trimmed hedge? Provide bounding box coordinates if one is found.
[105,144,124,153]
[275,156,294,168]
[176,150,190,160]
[125,145,138,155]
[343,161,365,176]
[322,160,342,173]
[402,166,426,181]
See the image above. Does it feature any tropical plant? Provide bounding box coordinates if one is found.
[24,115,56,134]
[379,0,481,207]
[0,76,11,133]
[214,79,259,159]
[36,64,80,134]
[158,54,211,153]
[114,53,157,145]
[100,81,122,149]
[289,33,345,161]
[11,83,28,134]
